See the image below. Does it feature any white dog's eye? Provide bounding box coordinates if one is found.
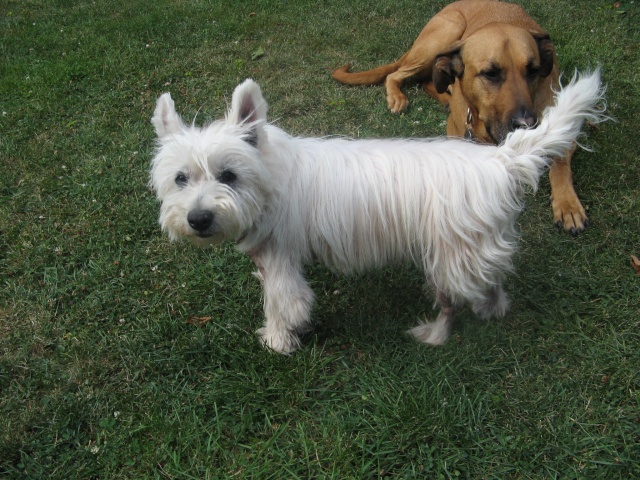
[218,169,237,185]
[175,172,188,186]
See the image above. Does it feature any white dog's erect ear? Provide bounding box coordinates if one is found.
[228,79,268,146]
[152,93,185,139]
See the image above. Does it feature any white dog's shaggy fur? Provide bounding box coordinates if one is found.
[150,70,605,354]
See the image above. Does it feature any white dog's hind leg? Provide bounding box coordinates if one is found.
[472,284,510,319]
[252,250,315,354]
[408,290,455,346]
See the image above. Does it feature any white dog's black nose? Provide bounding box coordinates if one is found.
[187,210,214,232]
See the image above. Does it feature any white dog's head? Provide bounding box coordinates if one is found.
[150,80,273,247]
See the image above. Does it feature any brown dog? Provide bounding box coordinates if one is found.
[332,0,587,235]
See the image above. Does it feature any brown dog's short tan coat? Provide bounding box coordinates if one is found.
[333,0,587,235]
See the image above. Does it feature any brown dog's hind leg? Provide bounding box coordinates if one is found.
[384,13,466,113]
[549,145,588,236]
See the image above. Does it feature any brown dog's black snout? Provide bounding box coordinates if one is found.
[510,108,538,130]
[188,210,214,232]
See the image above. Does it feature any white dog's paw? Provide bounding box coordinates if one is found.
[256,327,301,355]
[407,321,450,346]
[251,270,264,283]
[472,287,510,319]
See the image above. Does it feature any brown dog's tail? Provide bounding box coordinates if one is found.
[331,56,405,85]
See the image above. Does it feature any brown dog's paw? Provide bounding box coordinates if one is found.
[551,195,589,236]
[386,93,409,113]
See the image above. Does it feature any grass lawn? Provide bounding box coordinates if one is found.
[1,0,639,478]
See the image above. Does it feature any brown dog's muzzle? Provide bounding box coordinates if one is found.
[510,106,538,131]
[490,106,538,143]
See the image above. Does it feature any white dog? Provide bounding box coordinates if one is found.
[150,70,604,354]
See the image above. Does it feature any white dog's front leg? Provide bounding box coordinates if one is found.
[251,250,315,354]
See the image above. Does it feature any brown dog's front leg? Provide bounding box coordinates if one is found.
[549,145,588,236]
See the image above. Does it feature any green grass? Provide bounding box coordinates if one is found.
[1,0,639,478]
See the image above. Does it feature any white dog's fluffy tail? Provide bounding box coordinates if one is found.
[500,69,607,190]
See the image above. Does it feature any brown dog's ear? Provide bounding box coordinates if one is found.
[531,32,555,78]
[433,42,465,94]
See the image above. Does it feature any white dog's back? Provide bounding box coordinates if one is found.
[262,131,519,304]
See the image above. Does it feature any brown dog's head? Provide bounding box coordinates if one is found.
[433,24,556,144]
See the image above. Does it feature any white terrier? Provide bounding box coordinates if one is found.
[150,70,604,354]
